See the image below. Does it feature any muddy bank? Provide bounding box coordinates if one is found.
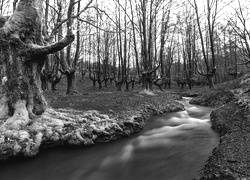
[190,83,250,179]
[0,91,184,161]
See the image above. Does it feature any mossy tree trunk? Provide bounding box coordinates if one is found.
[0,0,74,123]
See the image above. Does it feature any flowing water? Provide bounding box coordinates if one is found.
[0,97,219,180]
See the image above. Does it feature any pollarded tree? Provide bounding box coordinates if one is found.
[0,0,74,125]
[191,0,220,89]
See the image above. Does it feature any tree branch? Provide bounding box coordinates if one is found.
[29,34,75,57]
[195,60,207,77]
[77,18,116,33]
[46,0,93,41]
[149,63,160,75]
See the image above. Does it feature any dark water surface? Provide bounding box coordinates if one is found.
[0,98,219,180]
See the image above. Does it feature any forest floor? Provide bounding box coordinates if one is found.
[45,75,198,118]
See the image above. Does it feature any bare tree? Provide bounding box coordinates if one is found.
[137,0,163,91]
[129,0,140,77]
[191,0,220,89]
[159,7,171,77]
[228,0,250,68]
[182,6,196,89]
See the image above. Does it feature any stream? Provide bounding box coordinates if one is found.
[0,97,219,180]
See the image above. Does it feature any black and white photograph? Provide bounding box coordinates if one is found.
[0,0,249,179]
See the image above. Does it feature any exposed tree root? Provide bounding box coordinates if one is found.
[0,108,129,160]
[1,100,30,130]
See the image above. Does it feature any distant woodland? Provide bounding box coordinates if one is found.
[0,0,249,94]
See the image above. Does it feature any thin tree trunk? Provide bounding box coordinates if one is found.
[129,0,140,76]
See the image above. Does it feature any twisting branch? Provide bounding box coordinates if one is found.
[47,0,93,41]
[29,34,75,57]
[45,1,59,15]
[194,60,207,77]
[149,63,160,75]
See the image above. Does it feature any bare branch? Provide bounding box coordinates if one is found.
[88,6,119,28]
[46,1,59,15]
[77,17,115,33]
[29,34,75,57]
[195,61,207,76]
[47,0,93,41]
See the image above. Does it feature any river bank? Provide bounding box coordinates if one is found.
[0,86,184,161]
[1,73,244,179]
[190,75,250,179]
[0,97,219,180]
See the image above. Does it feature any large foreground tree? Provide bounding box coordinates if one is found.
[0,0,74,125]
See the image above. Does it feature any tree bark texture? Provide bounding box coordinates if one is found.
[0,0,74,122]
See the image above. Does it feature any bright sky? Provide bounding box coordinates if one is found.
[0,0,244,20]
[1,0,249,34]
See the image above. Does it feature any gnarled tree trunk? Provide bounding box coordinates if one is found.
[0,0,74,125]
[0,0,123,162]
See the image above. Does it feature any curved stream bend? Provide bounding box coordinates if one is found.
[0,97,219,180]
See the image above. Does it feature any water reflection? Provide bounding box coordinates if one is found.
[0,98,219,180]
